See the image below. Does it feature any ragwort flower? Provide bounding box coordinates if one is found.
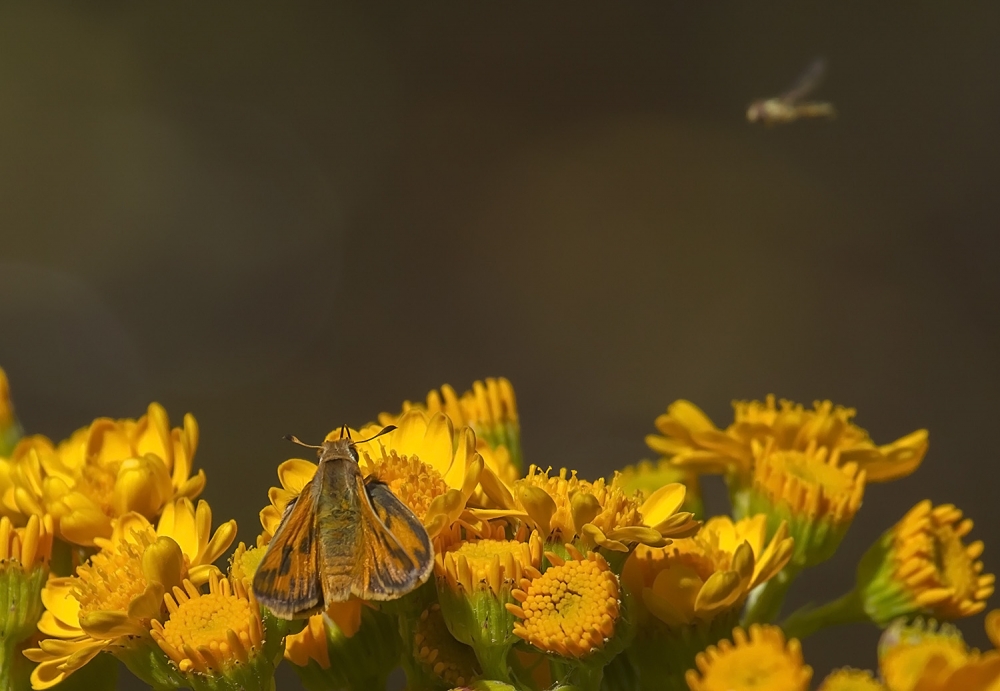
[747,439,865,567]
[856,500,994,626]
[24,500,235,689]
[507,548,621,660]
[685,624,813,691]
[8,403,206,546]
[878,618,1000,691]
[647,396,927,486]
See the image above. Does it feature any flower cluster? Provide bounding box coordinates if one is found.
[2,369,995,691]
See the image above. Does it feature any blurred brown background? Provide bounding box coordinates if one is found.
[2,2,998,687]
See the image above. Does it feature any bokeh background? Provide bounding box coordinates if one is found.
[2,3,998,687]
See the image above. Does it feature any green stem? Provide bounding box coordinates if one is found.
[0,638,31,691]
[742,565,801,626]
[474,642,514,684]
[781,589,866,641]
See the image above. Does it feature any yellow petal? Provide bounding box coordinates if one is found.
[662,400,718,434]
[28,640,108,690]
[277,459,318,494]
[650,563,702,622]
[142,536,185,593]
[188,563,222,586]
[113,454,173,518]
[59,497,113,546]
[134,403,173,469]
[642,586,690,627]
[446,427,477,494]
[863,429,929,483]
[581,524,629,552]
[731,541,756,587]
[39,577,83,631]
[694,570,743,615]
[604,525,667,548]
[571,493,602,534]
[518,485,556,536]
[80,609,147,638]
[175,469,206,500]
[639,483,687,530]
[326,599,364,638]
[260,505,282,537]
[478,464,515,509]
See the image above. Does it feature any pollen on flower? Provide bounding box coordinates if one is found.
[75,526,158,617]
[413,603,480,687]
[686,624,813,691]
[366,450,450,521]
[507,550,620,658]
[151,574,263,674]
[228,536,267,585]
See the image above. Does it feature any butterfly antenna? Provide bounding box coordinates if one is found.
[283,434,322,450]
[355,425,397,444]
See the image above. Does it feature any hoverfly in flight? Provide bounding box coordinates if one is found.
[747,58,836,126]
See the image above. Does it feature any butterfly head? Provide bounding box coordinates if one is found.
[284,425,398,466]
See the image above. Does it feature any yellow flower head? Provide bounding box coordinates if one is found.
[382,377,522,474]
[878,618,1000,691]
[489,466,698,557]
[685,624,813,691]
[857,501,994,626]
[24,500,235,689]
[0,436,53,523]
[818,668,886,691]
[260,411,483,540]
[647,396,927,485]
[15,403,206,546]
[150,573,264,675]
[748,439,864,566]
[622,514,794,627]
[507,548,620,659]
[228,534,268,586]
[413,603,480,688]
[0,512,54,572]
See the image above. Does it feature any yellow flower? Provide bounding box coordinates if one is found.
[413,603,481,688]
[0,367,23,456]
[382,377,522,475]
[647,396,927,485]
[10,403,206,546]
[878,618,1000,691]
[856,501,994,626]
[24,500,234,689]
[481,466,699,560]
[150,573,263,675]
[507,548,620,659]
[260,410,483,540]
[818,668,886,691]
[622,514,794,627]
[228,534,268,587]
[434,528,544,680]
[748,439,864,567]
[685,624,813,691]
[0,514,55,648]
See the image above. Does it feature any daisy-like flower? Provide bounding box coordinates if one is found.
[878,618,1000,691]
[647,396,928,486]
[623,514,794,629]
[260,410,483,542]
[479,466,699,572]
[0,436,53,524]
[621,514,794,689]
[382,377,522,476]
[434,524,543,681]
[23,499,235,689]
[857,501,994,626]
[0,367,23,456]
[507,547,621,660]
[748,439,864,568]
[7,403,206,546]
[817,668,886,691]
[686,624,812,691]
[413,603,481,689]
[149,574,267,678]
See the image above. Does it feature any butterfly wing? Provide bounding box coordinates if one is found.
[252,482,323,619]
[350,477,433,600]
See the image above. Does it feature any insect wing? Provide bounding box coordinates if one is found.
[780,58,826,105]
[252,484,322,619]
[351,478,433,600]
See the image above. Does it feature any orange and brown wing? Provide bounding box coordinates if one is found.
[351,477,433,600]
[252,484,322,619]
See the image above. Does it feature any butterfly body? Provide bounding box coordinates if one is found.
[253,434,434,619]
